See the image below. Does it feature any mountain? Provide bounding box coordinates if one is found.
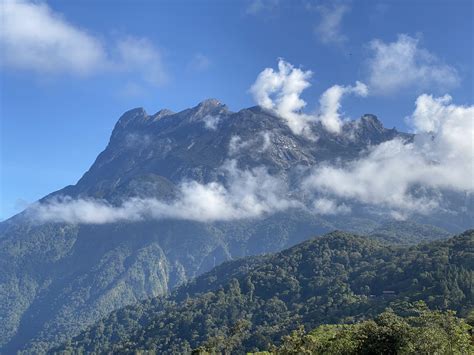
[52,230,474,354]
[0,100,469,353]
[44,100,409,201]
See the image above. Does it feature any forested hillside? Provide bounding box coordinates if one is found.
[53,230,474,354]
[260,304,473,354]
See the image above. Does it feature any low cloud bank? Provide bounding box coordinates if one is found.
[250,59,368,137]
[29,160,299,224]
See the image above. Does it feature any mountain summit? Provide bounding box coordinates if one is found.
[57,100,407,201]
[0,100,469,353]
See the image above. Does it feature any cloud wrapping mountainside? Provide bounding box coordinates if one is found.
[304,94,473,217]
[25,59,472,224]
[29,160,299,224]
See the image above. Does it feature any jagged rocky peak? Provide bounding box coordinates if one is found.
[116,106,177,128]
[198,98,224,108]
[116,107,148,128]
[341,113,386,136]
[152,108,175,121]
[191,98,229,118]
[359,113,384,131]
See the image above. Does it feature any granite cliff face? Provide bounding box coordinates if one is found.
[53,100,408,201]
[0,100,466,352]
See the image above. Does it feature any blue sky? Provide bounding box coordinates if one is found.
[1,0,473,220]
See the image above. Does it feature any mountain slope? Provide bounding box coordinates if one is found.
[53,230,474,354]
[0,100,469,352]
[49,100,408,201]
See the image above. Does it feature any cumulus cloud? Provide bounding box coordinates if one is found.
[250,59,314,136]
[303,94,474,216]
[250,59,368,136]
[409,94,473,188]
[315,3,350,45]
[367,34,460,94]
[0,0,167,85]
[29,160,300,224]
[319,81,368,133]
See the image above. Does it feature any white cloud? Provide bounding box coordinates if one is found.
[315,3,350,45]
[304,94,474,214]
[29,160,299,224]
[410,94,454,133]
[116,37,167,86]
[27,94,473,223]
[319,81,368,133]
[118,82,148,98]
[313,198,350,215]
[229,132,272,155]
[367,34,459,94]
[250,59,314,137]
[188,53,211,72]
[229,135,248,155]
[0,1,167,85]
[246,0,280,15]
[409,94,473,188]
[250,59,368,136]
[202,115,221,130]
[261,131,272,151]
[0,0,106,75]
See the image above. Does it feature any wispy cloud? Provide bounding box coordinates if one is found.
[116,37,167,86]
[367,34,460,94]
[202,115,221,130]
[312,198,350,215]
[187,53,211,72]
[229,132,273,156]
[246,0,280,15]
[314,3,350,45]
[0,0,167,86]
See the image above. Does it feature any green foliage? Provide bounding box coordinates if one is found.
[1,212,456,352]
[368,221,450,245]
[52,230,474,354]
[271,302,473,354]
